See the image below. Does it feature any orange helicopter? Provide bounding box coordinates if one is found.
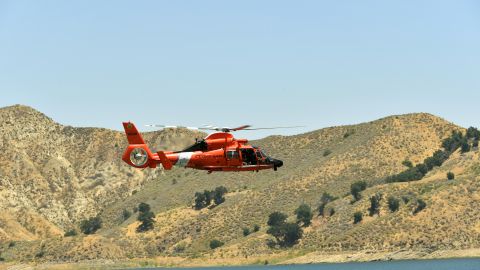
[122,122,301,173]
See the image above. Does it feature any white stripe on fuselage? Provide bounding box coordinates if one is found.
[175,152,193,167]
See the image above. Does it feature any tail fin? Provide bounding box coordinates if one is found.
[121,122,173,170]
[123,122,146,145]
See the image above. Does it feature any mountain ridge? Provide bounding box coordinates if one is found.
[0,104,479,267]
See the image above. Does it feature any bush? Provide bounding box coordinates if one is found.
[295,204,313,227]
[267,212,287,227]
[466,127,480,139]
[323,149,332,157]
[209,239,224,249]
[413,199,427,215]
[243,227,251,236]
[267,222,303,247]
[350,181,367,202]
[353,212,363,224]
[136,203,155,232]
[402,160,413,168]
[473,140,479,148]
[329,208,335,217]
[461,140,471,153]
[318,192,336,216]
[204,190,213,206]
[122,209,132,221]
[64,229,77,237]
[387,197,400,212]
[253,224,260,232]
[368,194,382,216]
[80,216,102,235]
[194,192,206,210]
[138,202,151,213]
[213,186,228,205]
[447,172,455,180]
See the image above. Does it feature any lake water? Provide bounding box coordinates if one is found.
[137,259,480,270]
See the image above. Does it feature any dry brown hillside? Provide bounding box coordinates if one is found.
[1,105,479,266]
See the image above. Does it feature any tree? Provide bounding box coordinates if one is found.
[350,181,367,202]
[447,172,455,180]
[194,192,206,210]
[413,199,427,215]
[137,203,155,232]
[461,140,471,153]
[281,222,303,247]
[368,194,382,216]
[267,212,287,227]
[209,239,224,249]
[353,212,363,224]
[387,196,400,212]
[213,186,228,205]
[466,127,480,139]
[243,227,251,236]
[138,202,151,213]
[80,216,102,235]
[203,190,213,206]
[295,204,313,227]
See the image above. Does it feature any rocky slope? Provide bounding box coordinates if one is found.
[0,105,479,266]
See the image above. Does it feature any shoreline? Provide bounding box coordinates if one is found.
[2,248,479,270]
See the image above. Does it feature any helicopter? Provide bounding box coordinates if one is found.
[121,122,301,173]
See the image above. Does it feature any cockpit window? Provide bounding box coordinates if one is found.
[227,150,239,159]
[256,151,263,158]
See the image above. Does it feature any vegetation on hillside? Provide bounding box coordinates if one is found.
[266,211,303,247]
[350,181,367,203]
[136,202,155,232]
[385,128,479,183]
[194,186,228,210]
[80,216,102,235]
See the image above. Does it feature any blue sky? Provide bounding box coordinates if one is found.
[0,1,479,139]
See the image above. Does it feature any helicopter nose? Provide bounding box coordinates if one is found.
[270,158,283,168]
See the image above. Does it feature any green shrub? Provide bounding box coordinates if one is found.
[243,227,251,236]
[413,199,427,215]
[136,203,155,232]
[267,212,287,227]
[80,216,102,235]
[387,197,400,212]
[368,194,382,216]
[353,212,363,224]
[318,192,337,216]
[253,224,260,232]
[209,239,224,249]
[213,186,228,205]
[329,208,335,216]
[447,172,455,180]
[194,192,206,210]
[350,181,367,202]
[295,203,313,227]
[323,149,332,157]
[122,209,132,221]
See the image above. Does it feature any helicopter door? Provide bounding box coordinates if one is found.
[241,148,257,166]
[226,149,241,166]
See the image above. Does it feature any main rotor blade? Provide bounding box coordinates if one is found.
[145,124,199,130]
[242,126,306,130]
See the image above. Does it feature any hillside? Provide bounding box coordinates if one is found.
[1,105,479,267]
